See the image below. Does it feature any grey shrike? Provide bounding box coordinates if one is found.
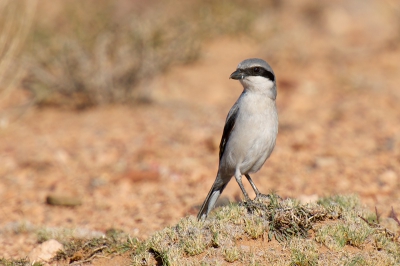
[197,58,278,220]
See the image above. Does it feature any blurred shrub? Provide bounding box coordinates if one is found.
[22,0,270,109]
[0,0,36,105]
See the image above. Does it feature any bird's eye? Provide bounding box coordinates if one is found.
[253,67,260,73]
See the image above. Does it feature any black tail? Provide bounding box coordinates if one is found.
[197,180,227,220]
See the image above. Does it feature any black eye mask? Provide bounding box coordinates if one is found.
[241,67,275,82]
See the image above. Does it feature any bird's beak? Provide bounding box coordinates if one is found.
[229,69,245,80]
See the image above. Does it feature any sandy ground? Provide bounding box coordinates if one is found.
[1,0,400,261]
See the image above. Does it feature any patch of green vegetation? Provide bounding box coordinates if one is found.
[223,246,241,263]
[244,216,267,239]
[0,258,37,266]
[7,194,399,265]
[289,238,319,266]
[343,255,368,266]
[212,201,247,223]
[317,194,360,218]
[315,221,374,250]
[338,251,397,266]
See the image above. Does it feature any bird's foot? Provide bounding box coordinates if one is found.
[241,193,282,213]
[253,193,283,208]
[254,193,271,201]
[256,192,281,200]
[242,199,267,213]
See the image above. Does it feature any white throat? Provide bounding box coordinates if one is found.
[240,76,276,100]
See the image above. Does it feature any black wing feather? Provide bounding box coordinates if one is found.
[219,106,239,161]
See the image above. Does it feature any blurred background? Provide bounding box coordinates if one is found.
[0,0,399,259]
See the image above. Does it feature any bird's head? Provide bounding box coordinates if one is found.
[230,58,276,100]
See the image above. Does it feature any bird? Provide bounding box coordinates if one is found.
[197,58,278,220]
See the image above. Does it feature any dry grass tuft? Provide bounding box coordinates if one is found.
[223,246,241,263]
[289,238,319,266]
[243,194,328,241]
[21,0,266,109]
[315,222,374,250]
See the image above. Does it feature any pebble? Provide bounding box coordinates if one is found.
[28,239,63,263]
[46,194,82,207]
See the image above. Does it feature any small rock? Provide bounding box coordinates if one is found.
[46,194,82,207]
[379,170,398,187]
[29,239,63,263]
[314,157,336,168]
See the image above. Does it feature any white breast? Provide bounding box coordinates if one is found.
[219,91,278,176]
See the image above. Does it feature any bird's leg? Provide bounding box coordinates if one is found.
[245,174,269,200]
[234,170,251,201]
